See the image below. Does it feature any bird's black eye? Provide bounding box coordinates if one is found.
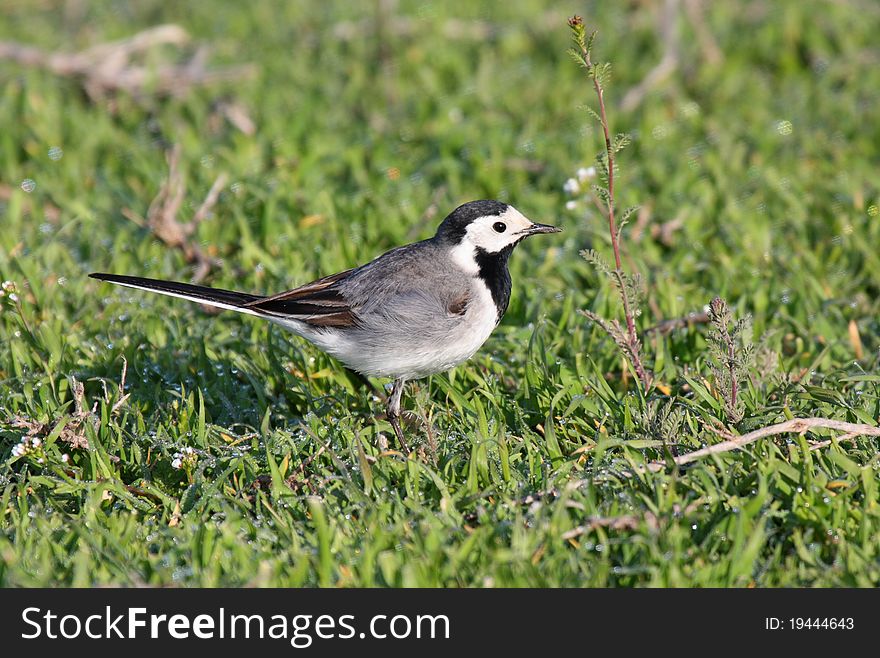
[493,222,507,233]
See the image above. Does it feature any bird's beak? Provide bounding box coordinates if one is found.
[523,222,562,235]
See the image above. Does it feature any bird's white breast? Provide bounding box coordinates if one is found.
[402,278,498,378]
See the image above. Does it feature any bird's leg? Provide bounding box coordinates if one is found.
[386,378,409,453]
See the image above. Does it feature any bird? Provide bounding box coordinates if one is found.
[90,200,561,452]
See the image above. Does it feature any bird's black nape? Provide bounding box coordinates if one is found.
[435,200,508,243]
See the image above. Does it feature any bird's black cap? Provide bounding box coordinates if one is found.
[435,200,508,243]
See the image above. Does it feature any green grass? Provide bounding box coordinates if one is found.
[1,0,879,587]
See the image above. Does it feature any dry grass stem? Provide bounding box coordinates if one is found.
[124,144,228,282]
[642,417,880,473]
[0,24,256,104]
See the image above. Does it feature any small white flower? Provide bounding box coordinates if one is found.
[577,166,596,182]
[8,293,18,302]
[565,200,579,211]
[171,447,197,470]
[11,437,33,457]
[61,454,70,463]
[563,178,580,195]
[32,438,41,447]
[2,281,14,292]
[37,458,44,464]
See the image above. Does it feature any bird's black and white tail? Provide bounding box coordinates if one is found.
[89,272,359,328]
[88,273,269,318]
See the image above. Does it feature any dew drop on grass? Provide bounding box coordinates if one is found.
[48,146,63,160]
[20,178,36,193]
[775,119,793,135]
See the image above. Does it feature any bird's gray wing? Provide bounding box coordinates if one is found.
[242,268,360,328]
[253,240,469,330]
[338,241,472,328]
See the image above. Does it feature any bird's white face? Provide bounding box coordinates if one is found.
[447,204,560,275]
[462,206,539,253]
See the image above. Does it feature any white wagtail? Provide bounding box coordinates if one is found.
[91,200,560,451]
